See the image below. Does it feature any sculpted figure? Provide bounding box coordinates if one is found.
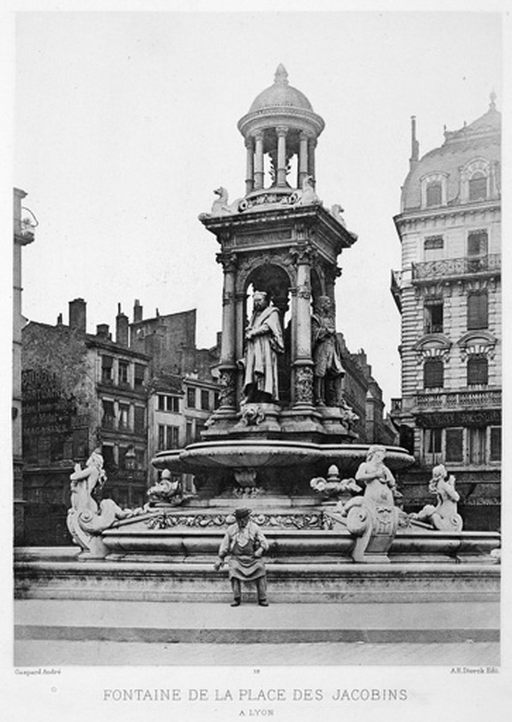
[240,291,284,404]
[411,464,463,531]
[312,296,345,406]
[296,175,320,206]
[147,469,183,506]
[209,187,241,216]
[354,444,397,506]
[67,449,132,558]
[69,448,107,516]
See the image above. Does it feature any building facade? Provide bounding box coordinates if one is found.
[391,97,501,529]
[22,299,150,544]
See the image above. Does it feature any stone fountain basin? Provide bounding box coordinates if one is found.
[153,441,414,473]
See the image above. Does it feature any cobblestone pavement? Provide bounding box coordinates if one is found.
[14,639,499,667]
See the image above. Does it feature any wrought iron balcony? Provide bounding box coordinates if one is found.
[414,389,501,410]
[411,254,500,283]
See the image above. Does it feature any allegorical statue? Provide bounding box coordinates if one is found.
[67,449,132,558]
[311,295,345,406]
[240,290,284,404]
[354,444,398,506]
[411,464,463,531]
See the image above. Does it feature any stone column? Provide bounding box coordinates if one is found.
[292,245,314,407]
[276,126,288,187]
[254,131,264,190]
[216,253,238,410]
[245,137,254,195]
[308,137,317,183]
[298,132,309,188]
[235,290,247,402]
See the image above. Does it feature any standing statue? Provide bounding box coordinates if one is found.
[311,296,345,406]
[240,291,284,404]
[411,464,463,531]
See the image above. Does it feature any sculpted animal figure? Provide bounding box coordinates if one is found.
[295,175,320,206]
[210,187,241,216]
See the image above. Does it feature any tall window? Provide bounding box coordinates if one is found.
[158,425,166,450]
[102,444,116,471]
[134,406,145,433]
[187,387,196,408]
[118,361,129,385]
[424,301,443,334]
[445,428,463,463]
[424,428,442,461]
[468,427,486,465]
[118,403,130,430]
[423,359,444,388]
[467,230,488,256]
[426,182,442,207]
[101,356,113,384]
[490,426,501,461]
[467,356,488,386]
[424,235,444,261]
[201,390,210,411]
[102,399,115,428]
[468,172,487,202]
[134,364,145,391]
[467,292,488,330]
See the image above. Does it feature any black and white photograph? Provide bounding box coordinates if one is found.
[3,3,510,721]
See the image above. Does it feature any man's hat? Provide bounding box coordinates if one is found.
[234,507,251,520]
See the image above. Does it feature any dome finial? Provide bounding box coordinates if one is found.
[489,89,497,110]
[274,64,289,85]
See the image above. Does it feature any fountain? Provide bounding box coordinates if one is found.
[15,66,499,604]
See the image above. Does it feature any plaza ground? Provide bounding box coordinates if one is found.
[14,599,499,667]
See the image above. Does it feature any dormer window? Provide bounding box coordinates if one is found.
[420,172,447,209]
[468,171,487,201]
[460,158,490,203]
[426,182,442,207]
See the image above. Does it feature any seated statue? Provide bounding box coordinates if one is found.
[311,296,345,406]
[239,291,284,404]
[411,464,463,532]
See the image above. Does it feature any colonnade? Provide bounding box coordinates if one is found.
[244,129,317,194]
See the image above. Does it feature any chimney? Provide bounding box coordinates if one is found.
[133,299,143,323]
[69,298,86,333]
[96,323,111,340]
[56,313,63,326]
[116,302,129,347]
[409,115,419,168]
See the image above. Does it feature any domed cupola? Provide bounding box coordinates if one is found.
[237,65,325,197]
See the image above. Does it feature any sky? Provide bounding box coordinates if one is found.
[14,11,502,406]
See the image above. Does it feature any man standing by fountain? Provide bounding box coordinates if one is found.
[214,508,270,606]
[241,291,284,404]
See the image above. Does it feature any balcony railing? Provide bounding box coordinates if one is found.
[414,389,501,410]
[411,254,500,282]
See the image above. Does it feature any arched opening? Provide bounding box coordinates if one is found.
[244,264,292,404]
[468,171,488,202]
